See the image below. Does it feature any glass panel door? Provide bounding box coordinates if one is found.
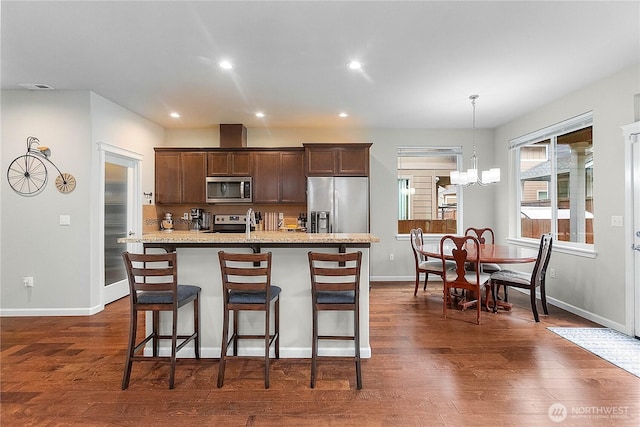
[105,162,128,286]
[103,153,137,304]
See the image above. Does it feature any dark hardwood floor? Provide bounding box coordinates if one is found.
[1,281,638,426]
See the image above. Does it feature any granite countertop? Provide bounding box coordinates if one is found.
[118,230,380,244]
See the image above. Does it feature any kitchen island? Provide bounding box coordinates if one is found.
[119,231,380,359]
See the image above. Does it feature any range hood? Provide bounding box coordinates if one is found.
[220,124,247,148]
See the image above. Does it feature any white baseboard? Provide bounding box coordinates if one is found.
[0,304,104,317]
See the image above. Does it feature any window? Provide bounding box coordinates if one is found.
[397,147,463,235]
[511,112,594,246]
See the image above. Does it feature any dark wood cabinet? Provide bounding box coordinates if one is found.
[252,149,305,204]
[252,152,280,204]
[155,151,181,204]
[155,150,206,204]
[207,151,251,176]
[304,143,371,176]
[280,151,306,203]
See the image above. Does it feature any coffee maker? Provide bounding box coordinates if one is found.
[190,208,203,231]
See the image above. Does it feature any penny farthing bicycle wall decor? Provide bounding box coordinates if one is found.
[7,136,76,196]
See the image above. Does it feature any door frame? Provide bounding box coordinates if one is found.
[622,121,640,337]
[97,142,143,306]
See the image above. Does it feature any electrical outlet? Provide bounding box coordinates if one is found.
[23,276,33,287]
[549,269,556,278]
[183,213,189,220]
[389,253,394,261]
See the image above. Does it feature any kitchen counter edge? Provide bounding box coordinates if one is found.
[118,231,380,244]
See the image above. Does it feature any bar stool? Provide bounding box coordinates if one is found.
[121,251,201,389]
[308,251,363,389]
[217,251,280,389]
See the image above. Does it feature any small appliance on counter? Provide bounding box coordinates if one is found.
[160,212,174,232]
[201,212,212,231]
[190,208,203,231]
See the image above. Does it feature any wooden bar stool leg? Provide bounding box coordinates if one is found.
[264,306,270,389]
[194,295,200,359]
[311,304,318,388]
[217,303,230,388]
[152,311,160,357]
[354,304,362,390]
[275,299,280,359]
[169,309,178,389]
[121,308,137,390]
[232,310,239,356]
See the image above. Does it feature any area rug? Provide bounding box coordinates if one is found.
[548,327,640,378]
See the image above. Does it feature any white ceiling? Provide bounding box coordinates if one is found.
[2,1,639,130]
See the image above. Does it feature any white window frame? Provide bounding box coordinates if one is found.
[396,146,464,241]
[508,112,596,258]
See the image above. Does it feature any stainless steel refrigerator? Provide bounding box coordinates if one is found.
[307,177,369,233]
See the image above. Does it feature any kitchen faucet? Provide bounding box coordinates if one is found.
[246,208,256,239]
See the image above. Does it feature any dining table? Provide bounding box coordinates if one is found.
[418,242,538,311]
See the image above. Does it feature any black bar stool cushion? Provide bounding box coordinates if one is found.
[138,285,201,305]
[317,290,355,304]
[229,286,281,304]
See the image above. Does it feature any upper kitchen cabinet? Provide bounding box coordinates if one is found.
[155,149,206,204]
[280,150,306,203]
[207,151,251,176]
[304,143,372,176]
[252,149,305,204]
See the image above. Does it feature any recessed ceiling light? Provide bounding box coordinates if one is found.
[170,112,180,118]
[348,61,362,70]
[219,60,233,70]
[339,112,349,118]
[255,112,265,118]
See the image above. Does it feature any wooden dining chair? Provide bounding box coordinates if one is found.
[121,251,201,390]
[440,235,491,325]
[489,233,553,322]
[217,251,280,389]
[410,228,456,296]
[464,227,502,273]
[308,251,363,389]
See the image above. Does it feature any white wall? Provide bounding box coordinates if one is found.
[494,64,639,330]
[1,90,163,315]
[2,91,92,313]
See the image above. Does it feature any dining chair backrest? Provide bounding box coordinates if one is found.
[440,234,488,325]
[531,233,553,288]
[440,234,482,286]
[410,228,424,262]
[122,251,178,307]
[464,227,495,245]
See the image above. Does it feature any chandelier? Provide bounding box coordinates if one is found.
[450,95,500,186]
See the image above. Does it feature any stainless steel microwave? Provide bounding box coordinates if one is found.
[206,177,252,203]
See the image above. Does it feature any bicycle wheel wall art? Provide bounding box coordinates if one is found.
[6,136,76,196]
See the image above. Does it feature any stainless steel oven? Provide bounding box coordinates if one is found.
[206,177,252,203]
